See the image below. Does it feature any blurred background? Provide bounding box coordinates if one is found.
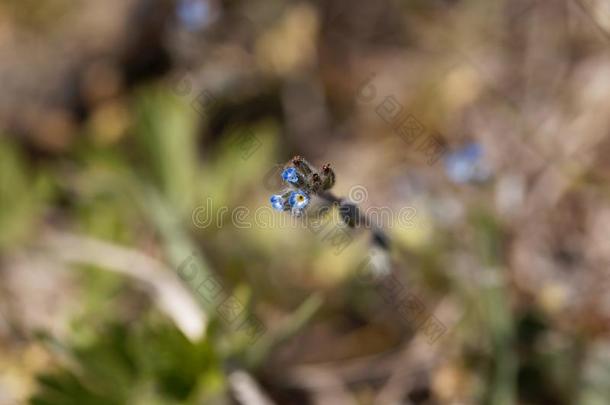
[1,0,610,404]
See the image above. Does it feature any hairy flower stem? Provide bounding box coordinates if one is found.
[318,191,390,251]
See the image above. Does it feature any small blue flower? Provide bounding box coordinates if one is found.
[289,190,309,214]
[444,142,491,184]
[176,0,217,31]
[270,194,285,211]
[282,167,299,184]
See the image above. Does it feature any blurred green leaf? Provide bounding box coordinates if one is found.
[0,137,51,250]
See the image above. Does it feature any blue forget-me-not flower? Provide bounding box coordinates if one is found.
[269,156,336,216]
[267,155,390,252]
[270,195,285,211]
[444,142,492,184]
[289,190,309,214]
[281,167,299,184]
[176,0,218,31]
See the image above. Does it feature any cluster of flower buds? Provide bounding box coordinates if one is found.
[269,156,336,216]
